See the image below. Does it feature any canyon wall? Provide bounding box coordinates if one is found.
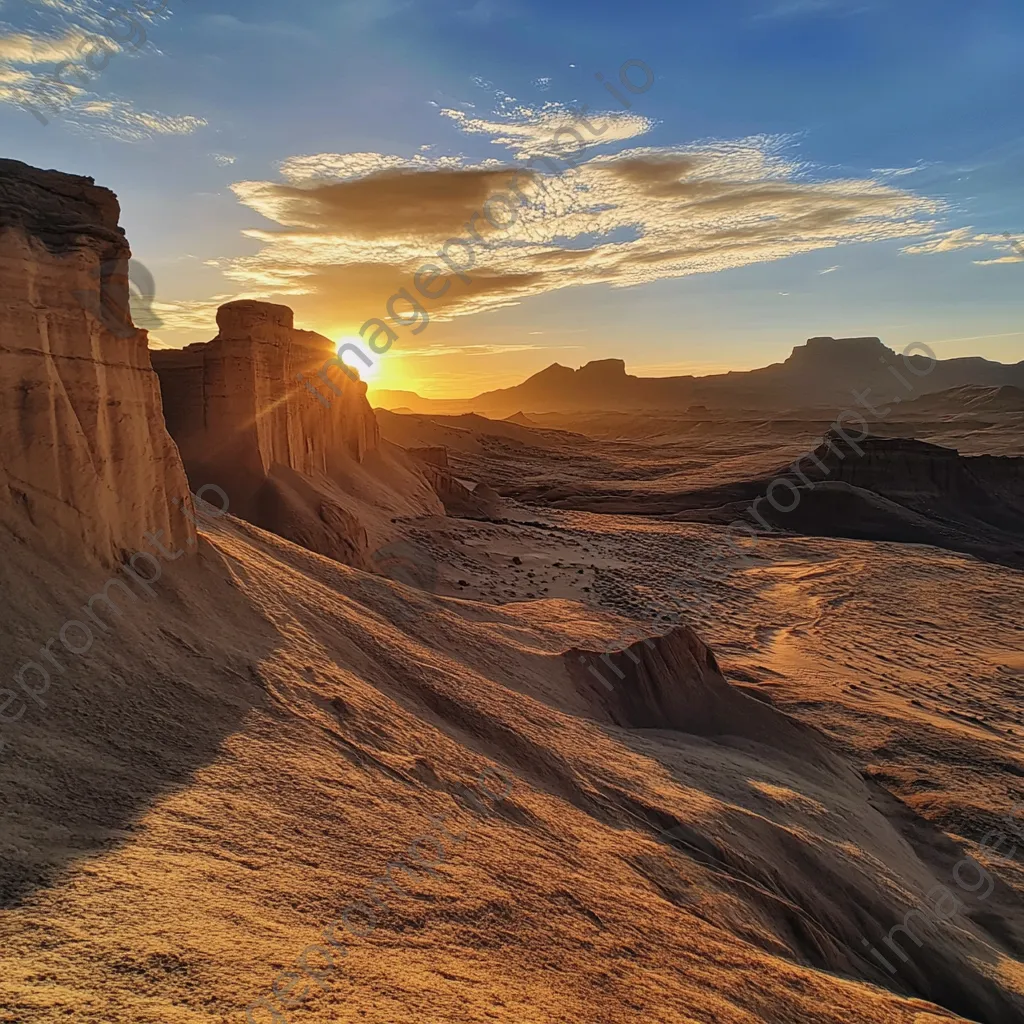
[748,431,1024,568]
[153,302,442,567]
[0,158,194,566]
[152,300,378,502]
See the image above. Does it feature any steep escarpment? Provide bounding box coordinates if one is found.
[152,301,441,567]
[750,432,1024,567]
[0,158,194,565]
[813,432,1024,505]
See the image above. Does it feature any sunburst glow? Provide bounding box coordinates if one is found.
[336,335,379,382]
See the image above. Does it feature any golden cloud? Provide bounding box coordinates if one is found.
[231,167,533,241]
[440,102,655,159]
[902,227,1021,263]
[220,135,947,335]
[901,227,999,254]
[0,30,97,63]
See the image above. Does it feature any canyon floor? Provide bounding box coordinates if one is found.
[3,408,1024,1024]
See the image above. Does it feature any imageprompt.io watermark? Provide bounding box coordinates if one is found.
[72,256,164,338]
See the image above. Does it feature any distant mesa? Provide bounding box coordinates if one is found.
[377,337,1024,417]
[794,335,888,363]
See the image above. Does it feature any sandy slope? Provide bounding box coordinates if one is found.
[2,504,1022,1023]
[4,156,1021,1024]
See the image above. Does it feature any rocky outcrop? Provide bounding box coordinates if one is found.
[407,446,449,470]
[744,432,1024,568]
[809,431,1024,514]
[566,626,824,758]
[152,300,378,496]
[153,301,442,567]
[0,158,194,565]
[405,446,500,517]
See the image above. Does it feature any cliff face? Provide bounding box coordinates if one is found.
[0,158,194,565]
[152,301,379,498]
[814,432,1024,514]
[748,431,1024,568]
[153,301,441,567]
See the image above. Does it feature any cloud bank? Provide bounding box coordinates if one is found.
[214,114,947,333]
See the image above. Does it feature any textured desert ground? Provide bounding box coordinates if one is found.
[4,433,1024,1023]
[2,160,1024,1024]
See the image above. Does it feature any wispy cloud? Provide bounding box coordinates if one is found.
[0,29,93,63]
[901,227,1021,263]
[927,331,1024,347]
[973,255,1024,266]
[819,265,840,274]
[0,4,205,138]
[441,101,654,160]
[872,165,929,179]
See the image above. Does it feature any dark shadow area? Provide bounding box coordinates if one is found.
[0,538,281,908]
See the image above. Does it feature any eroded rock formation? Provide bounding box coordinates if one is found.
[152,301,377,492]
[406,446,500,517]
[0,158,194,565]
[153,301,441,567]
[567,626,822,755]
[751,431,1024,568]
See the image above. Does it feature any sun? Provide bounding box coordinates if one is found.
[335,335,380,382]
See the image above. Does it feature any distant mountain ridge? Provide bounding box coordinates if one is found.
[372,336,1024,416]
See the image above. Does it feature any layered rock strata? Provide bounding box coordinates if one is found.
[752,431,1024,568]
[0,158,194,565]
[153,302,441,567]
[152,301,378,499]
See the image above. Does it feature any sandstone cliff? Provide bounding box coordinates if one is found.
[0,158,194,565]
[152,301,442,567]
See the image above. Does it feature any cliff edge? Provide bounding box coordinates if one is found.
[152,302,442,567]
[0,158,194,565]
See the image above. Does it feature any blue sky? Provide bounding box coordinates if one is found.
[1,0,1022,395]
